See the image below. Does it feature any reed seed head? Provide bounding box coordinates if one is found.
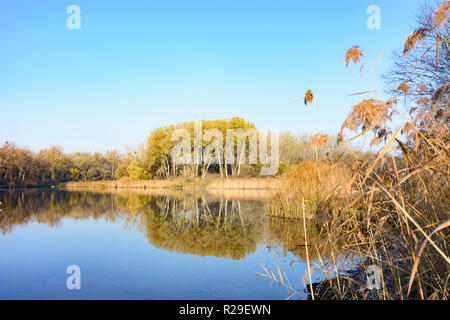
[304,90,314,106]
[345,46,363,67]
[403,28,430,57]
[431,83,450,106]
[417,97,430,107]
[397,83,411,95]
[433,0,449,29]
[416,84,428,92]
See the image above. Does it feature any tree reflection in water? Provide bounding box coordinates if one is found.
[0,189,265,260]
[0,189,348,264]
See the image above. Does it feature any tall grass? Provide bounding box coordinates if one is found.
[266,162,353,220]
[263,1,449,299]
[61,177,279,191]
[207,177,278,190]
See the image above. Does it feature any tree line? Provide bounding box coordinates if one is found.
[0,116,371,187]
[0,143,123,187]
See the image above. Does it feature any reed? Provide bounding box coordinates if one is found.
[207,177,279,190]
[60,177,279,191]
[262,1,449,300]
[266,161,352,220]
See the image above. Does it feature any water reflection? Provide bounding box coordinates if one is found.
[0,189,356,299]
[0,189,348,263]
[144,197,266,259]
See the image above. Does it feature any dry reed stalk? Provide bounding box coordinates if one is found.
[266,162,352,220]
[262,7,449,298]
[302,197,315,300]
[406,220,450,297]
[303,90,319,162]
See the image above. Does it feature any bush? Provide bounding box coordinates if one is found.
[127,161,151,181]
[114,163,129,180]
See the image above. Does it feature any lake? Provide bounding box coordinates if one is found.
[0,189,316,300]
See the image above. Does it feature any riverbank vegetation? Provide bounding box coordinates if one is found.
[60,176,279,191]
[262,1,449,300]
[0,0,447,302]
[0,144,123,187]
[0,117,370,188]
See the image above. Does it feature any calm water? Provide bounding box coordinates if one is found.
[0,189,314,300]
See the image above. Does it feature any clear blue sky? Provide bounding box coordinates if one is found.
[0,0,425,153]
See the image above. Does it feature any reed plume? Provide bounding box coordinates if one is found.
[403,28,430,57]
[304,90,314,106]
[345,46,363,67]
[397,82,411,95]
[433,0,449,29]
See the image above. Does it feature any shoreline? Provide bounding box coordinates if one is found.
[1,178,280,201]
[58,185,273,201]
[58,177,280,191]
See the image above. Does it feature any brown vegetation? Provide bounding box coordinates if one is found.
[263,1,449,300]
[266,162,352,220]
[60,177,279,191]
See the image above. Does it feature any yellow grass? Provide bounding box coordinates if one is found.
[266,161,353,219]
[60,177,279,191]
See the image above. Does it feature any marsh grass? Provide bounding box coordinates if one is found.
[262,1,449,300]
[61,177,279,191]
[266,161,353,220]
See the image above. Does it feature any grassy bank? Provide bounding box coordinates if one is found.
[59,177,279,191]
[54,185,271,201]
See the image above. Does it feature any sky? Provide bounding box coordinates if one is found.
[0,0,426,153]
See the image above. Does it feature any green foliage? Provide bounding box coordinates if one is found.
[143,117,258,179]
[68,168,80,181]
[127,161,151,181]
[114,164,128,180]
[276,162,287,176]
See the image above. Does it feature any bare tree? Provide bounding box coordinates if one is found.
[382,1,449,109]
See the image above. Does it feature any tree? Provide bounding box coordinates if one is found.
[115,163,129,179]
[68,168,80,181]
[142,117,260,179]
[382,1,449,108]
[38,146,66,182]
[127,161,151,180]
[70,153,92,182]
[104,150,122,180]
[279,132,308,165]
